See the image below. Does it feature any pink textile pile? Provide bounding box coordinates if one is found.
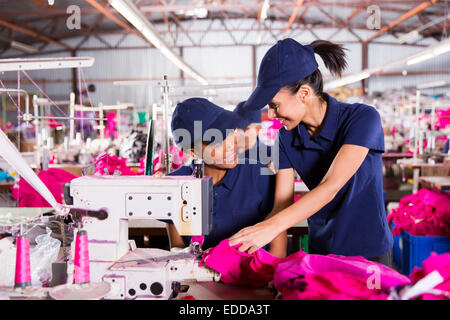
[92,152,136,176]
[200,239,305,287]
[387,188,450,236]
[436,108,450,129]
[44,114,63,129]
[273,254,410,300]
[104,112,118,140]
[408,253,450,300]
[200,240,410,300]
[11,168,77,207]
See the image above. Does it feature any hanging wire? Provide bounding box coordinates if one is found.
[21,70,69,118]
[0,80,24,116]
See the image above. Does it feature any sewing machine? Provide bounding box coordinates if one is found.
[61,174,219,300]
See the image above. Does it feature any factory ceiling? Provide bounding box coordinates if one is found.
[0,0,448,57]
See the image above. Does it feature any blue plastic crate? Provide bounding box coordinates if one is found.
[391,222,403,272]
[402,231,450,275]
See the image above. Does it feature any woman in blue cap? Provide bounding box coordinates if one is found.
[166,98,285,255]
[229,38,393,266]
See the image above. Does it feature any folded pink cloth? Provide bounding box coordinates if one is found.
[277,272,390,300]
[200,239,306,287]
[274,253,410,300]
[200,239,410,300]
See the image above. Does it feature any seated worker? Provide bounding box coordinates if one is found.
[166,98,286,257]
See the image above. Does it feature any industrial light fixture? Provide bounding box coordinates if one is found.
[108,0,208,85]
[417,80,447,89]
[260,0,270,21]
[406,52,434,65]
[324,72,370,89]
[397,13,450,44]
[325,37,450,90]
[10,41,39,54]
[397,30,420,45]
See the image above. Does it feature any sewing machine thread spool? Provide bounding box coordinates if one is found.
[192,159,204,178]
[14,235,32,288]
[73,230,90,285]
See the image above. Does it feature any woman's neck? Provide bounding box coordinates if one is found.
[204,165,227,186]
[302,95,328,137]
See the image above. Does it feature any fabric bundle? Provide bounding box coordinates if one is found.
[435,108,450,129]
[92,152,136,176]
[273,254,409,300]
[200,240,410,300]
[11,168,77,207]
[387,188,450,236]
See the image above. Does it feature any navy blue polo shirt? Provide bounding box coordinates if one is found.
[276,93,393,258]
[167,162,275,249]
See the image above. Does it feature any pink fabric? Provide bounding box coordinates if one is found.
[44,114,63,129]
[104,112,118,140]
[200,239,305,287]
[273,254,410,300]
[387,188,450,236]
[408,253,450,300]
[201,239,410,300]
[277,272,389,300]
[191,236,205,246]
[436,108,450,129]
[92,152,136,176]
[11,168,77,207]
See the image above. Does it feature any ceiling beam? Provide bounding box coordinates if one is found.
[282,0,305,38]
[85,0,151,46]
[363,0,441,44]
[0,16,73,51]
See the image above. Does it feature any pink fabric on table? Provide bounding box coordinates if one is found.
[277,272,389,300]
[409,253,450,300]
[273,254,410,295]
[201,239,410,300]
[200,239,306,287]
[11,168,77,207]
[387,188,450,236]
[92,152,136,176]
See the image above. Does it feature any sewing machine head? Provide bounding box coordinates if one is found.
[65,174,213,262]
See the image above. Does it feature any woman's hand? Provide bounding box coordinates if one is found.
[229,219,280,254]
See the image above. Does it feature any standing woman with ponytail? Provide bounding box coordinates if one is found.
[229,38,393,266]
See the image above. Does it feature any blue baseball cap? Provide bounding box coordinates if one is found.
[244,38,318,111]
[171,98,249,149]
[233,101,261,126]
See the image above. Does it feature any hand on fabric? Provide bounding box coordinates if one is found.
[229,219,280,254]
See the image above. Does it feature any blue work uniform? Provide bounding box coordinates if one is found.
[276,93,393,258]
[167,161,275,249]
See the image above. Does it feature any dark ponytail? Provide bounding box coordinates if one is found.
[284,40,348,97]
